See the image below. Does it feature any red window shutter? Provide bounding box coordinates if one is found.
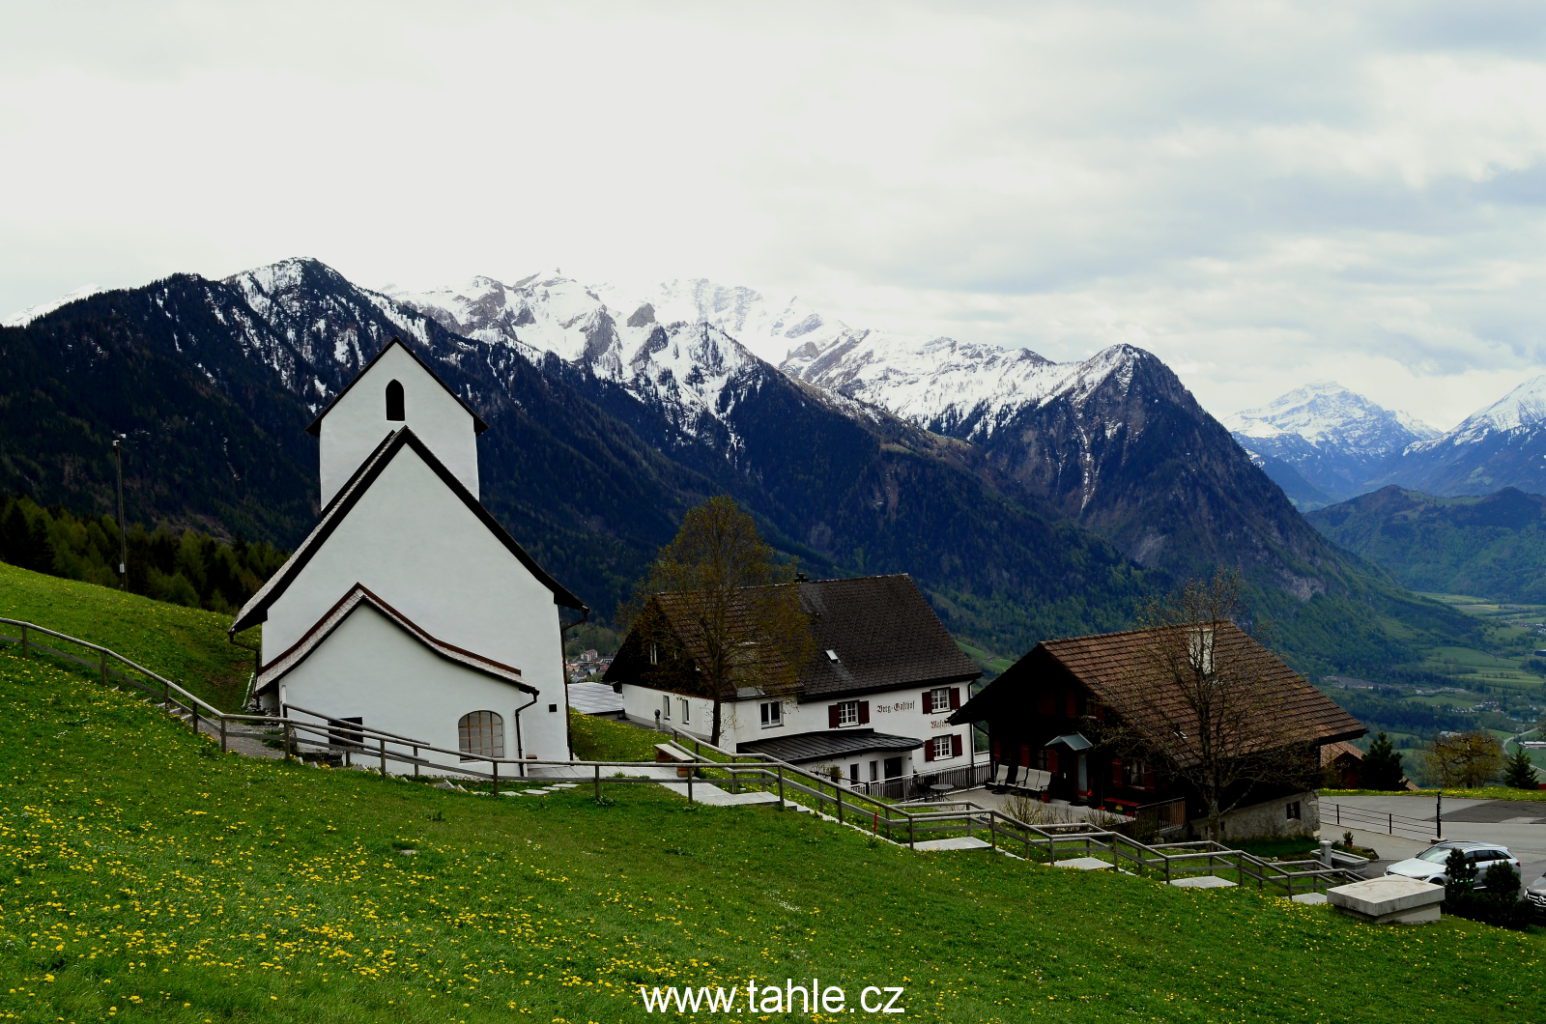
[828,705,840,728]
[991,738,1001,762]
[924,741,936,762]
[949,687,961,710]
[1047,749,1060,773]
[858,701,870,725]
[951,734,963,758]
[1110,759,1123,786]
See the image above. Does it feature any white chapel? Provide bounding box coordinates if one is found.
[230,338,586,766]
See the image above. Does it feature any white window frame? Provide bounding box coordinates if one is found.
[928,687,950,714]
[760,701,783,728]
[836,701,860,727]
[931,734,953,761]
[679,697,690,724]
[661,695,671,721]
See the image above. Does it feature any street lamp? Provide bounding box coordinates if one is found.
[112,434,127,588]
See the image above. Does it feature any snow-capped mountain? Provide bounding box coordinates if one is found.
[3,284,103,327]
[2,257,1486,680]
[1223,383,1438,508]
[388,271,1358,580]
[1226,382,1436,452]
[1391,375,1546,496]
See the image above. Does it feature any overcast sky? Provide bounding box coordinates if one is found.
[4,1,1545,429]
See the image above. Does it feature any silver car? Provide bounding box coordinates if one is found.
[1384,841,1520,887]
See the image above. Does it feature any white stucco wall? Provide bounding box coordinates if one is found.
[275,604,544,771]
[619,681,973,779]
[263,448,569,759]
[318,343,480,506]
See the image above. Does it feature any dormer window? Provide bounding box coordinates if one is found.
[386,379,405,421]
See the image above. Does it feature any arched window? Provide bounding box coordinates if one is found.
[385,379,405,421]
[458,710,504,760]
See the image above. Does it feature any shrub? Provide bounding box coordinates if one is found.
[1444,856,1533,930]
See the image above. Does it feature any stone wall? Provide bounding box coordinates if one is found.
[1215,790,1319,841]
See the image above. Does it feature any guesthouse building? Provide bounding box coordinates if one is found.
[606,574,983,796]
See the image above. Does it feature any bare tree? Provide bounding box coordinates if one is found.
[621,496,814,747]
[1424,731,1503,788]
[1097,570,1322,840]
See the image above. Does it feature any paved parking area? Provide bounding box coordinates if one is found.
[1326,795,1546,891]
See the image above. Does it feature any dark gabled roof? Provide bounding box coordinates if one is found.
[950,621,1365,761]
[796,575,981,698]
[252,583,532,696]
[605,574,979,701]
[305,337,489,436]
[231,427,585,633]
[738,728,923,763]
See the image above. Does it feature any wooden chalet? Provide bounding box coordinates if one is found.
[949,621,1365,838]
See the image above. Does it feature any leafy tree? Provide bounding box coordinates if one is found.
[1361,732,1406,791]
[620,496,814,747]
[1098,569,1323,841]
[1502,745,1539,790]
[1424,730,1504,788]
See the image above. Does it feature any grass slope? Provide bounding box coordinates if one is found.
[0,560,254,710]
[2,648,1542,1023]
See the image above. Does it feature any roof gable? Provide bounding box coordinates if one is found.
[253,583,533,696]
[231,427,585,633]
[951,621,1364,756]
[306,337,488,436]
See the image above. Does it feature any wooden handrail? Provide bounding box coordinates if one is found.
[1,616,225,720]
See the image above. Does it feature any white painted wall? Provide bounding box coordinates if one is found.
[619,681,973,779]
[274,604,542,771]
[263,448,569,759]
[318,343,480,506]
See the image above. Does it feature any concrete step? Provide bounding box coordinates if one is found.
[913,837,991,852]
[1055,857,1113,871]
[1169,875,1237,889]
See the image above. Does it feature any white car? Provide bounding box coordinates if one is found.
[1385,841,1519,887]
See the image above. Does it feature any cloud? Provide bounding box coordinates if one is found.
[2,1,1544,430]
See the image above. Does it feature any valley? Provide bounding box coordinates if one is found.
[4,260,1544,751]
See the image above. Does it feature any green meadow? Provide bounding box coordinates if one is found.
[1,564,1543,1022]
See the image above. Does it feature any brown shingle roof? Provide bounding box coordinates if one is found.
[953,621,1364,761]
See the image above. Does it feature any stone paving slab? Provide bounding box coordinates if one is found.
[1054,857,1113,870]
[913,837,991,851]
[1291,893,1329,905]
[1169,875,1236,889]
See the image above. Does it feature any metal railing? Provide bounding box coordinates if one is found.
[3,615,1367,898]
[665,726,1365,898]
[1320,799,1440,842]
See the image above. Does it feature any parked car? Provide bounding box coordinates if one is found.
[1385,841,1519,887]
[1527,873,1546,921]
